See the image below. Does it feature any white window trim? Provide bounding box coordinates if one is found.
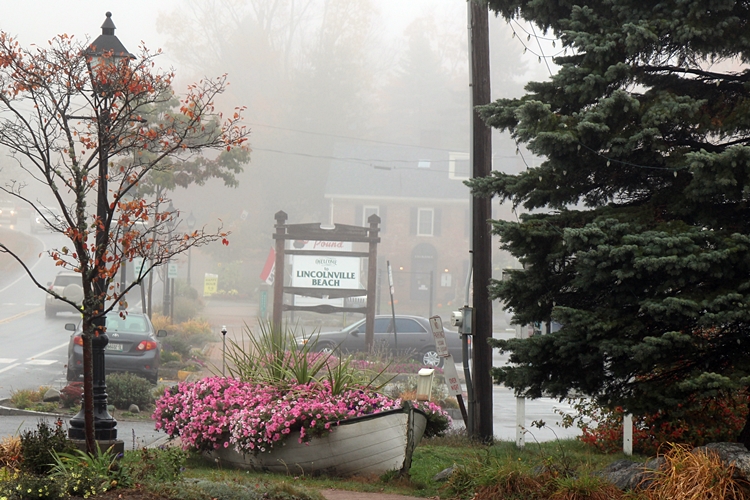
[362,205,379,226]
[449,152,470,180]
[417,208,434,236]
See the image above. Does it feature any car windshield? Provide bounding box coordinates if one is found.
[54,275,80,287]
[105,315,149,333]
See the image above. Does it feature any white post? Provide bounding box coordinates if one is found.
[515,322,526,448]
[516,396,526,448]
[623,413,633,456]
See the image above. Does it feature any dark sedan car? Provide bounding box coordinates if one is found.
[297,315,468,367]
[65,312,167,383]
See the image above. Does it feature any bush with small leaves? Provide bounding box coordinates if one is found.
[118,447,187,487]
[106,372,155,409]
[0,470,62,500]
[58,382,83,408]
[19,419,75,475]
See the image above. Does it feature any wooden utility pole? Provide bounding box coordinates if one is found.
[470,0,494,442]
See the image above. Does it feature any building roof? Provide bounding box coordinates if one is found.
[324,142,470,202]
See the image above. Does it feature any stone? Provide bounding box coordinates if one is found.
[596,459,656,491]
[432,466,455,482]
[43,388,60,402]
[128,404,140,414]
[694,442,750,479]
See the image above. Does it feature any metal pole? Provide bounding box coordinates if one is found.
[387,260,398,350]
[429,270,434,318]
[221,325,227,377]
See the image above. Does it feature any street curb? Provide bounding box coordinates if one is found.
[0,400,68,418]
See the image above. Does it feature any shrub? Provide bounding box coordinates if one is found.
[0,436,21,470]
[0,470,62,499]
[49,447,119,498]
[118,447,187,486]
[59,382,83,408]
[645,443,750,499]
[19,419,75,475]
[160,350,182,364]
[562,394,749,455]
[106,372,155,409]
[9,387,47,410]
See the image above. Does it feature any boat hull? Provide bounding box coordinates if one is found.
[205,407,428,476]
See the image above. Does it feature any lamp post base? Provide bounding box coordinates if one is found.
[69,438,124,457]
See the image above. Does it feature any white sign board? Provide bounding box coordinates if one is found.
[441,356,463,397]
[168,262,178,279]
[132,257,148,277]
[292,255,360,289]
[429,316,450,358]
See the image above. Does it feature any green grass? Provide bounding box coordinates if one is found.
[166,431,647,499]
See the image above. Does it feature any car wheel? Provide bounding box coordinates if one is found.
[66,366,79,381]
[316,342,336,355]
[147,373,158,384]
[420,348,443,368]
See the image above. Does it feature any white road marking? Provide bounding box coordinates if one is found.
[0,358,17,364]
[0,363,20,374]
[25,359,57,366]
[28,342,68,359]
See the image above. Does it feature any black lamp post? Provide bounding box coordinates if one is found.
[68,12,134,444]
[186,212,196,287]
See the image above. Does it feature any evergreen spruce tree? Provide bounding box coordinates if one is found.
[470,0,750,445]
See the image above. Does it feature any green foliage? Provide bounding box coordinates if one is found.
[118,447,187,486]
[474,0,750,428]
[0,471,62,499]
[8,387,47,410]
[48,446,118,498]
[564,394,749,456]
[19,419,75,475]
[143,478,323,500]
[223,321,392,394]
[155,314,213,359]
[106,372,155,409]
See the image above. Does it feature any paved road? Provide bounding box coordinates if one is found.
[0,409,167,451]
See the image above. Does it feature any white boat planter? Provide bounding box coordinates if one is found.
[204,406,428,476]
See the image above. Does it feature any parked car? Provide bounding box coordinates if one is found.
[296,315,468,367]
[31,206,63,233]
[65,311,167,384]
[45,271,84,317]
[0,200,17,224]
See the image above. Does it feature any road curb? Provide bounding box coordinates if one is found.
[0,400,68,418]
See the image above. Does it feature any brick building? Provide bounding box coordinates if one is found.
[324,143,471,318]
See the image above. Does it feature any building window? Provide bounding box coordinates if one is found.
[417,208,434,236]
[363,205,379,226]
[449,152,470,179]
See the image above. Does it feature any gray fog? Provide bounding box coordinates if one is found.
[0,0,558,324]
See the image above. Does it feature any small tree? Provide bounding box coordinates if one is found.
[0,18,248,451]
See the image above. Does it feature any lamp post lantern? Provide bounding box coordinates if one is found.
[68,12,134,445]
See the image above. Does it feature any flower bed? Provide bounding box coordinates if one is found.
[153,376,451,455]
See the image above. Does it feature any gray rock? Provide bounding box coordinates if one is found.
[432,466,454,482]
[596,459,656,491]
[43,388,60,402]
[128,404,140,414]
[694,442,750,479]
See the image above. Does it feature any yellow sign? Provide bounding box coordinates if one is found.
[203,273,218,296]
